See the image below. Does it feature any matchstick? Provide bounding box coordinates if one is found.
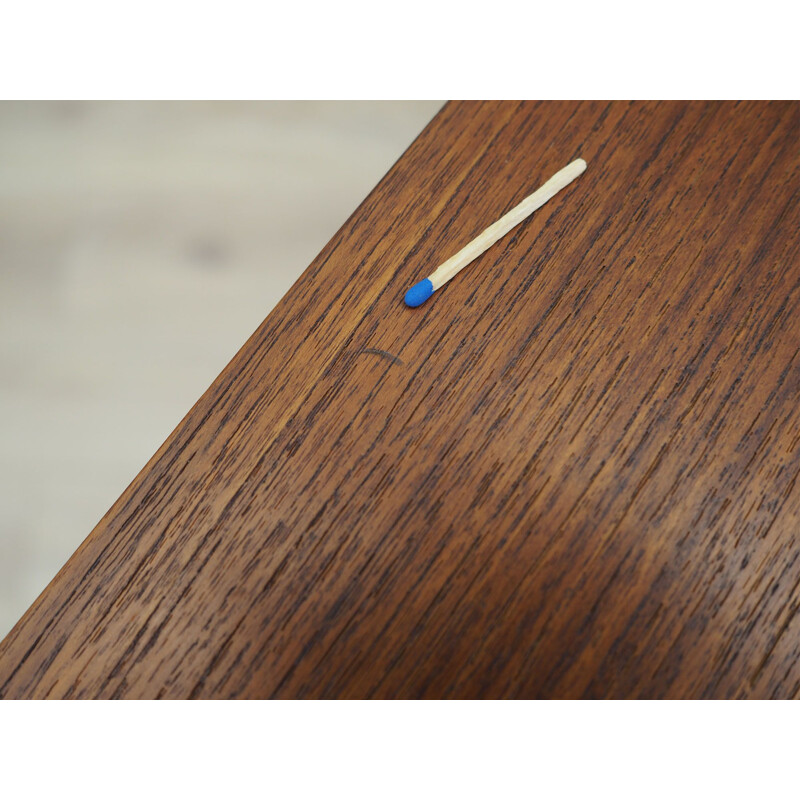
[404,158,587,307]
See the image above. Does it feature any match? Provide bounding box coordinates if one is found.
[404,158,587,308]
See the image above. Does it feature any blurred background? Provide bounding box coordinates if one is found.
[0,101,442,640]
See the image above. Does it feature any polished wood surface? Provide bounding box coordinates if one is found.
[1,101,799,698]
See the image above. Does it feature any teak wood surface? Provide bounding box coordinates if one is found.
[2,101,800,699]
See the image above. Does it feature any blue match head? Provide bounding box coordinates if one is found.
[404,279,434,308]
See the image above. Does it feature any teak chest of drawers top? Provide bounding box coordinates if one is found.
[2,101,799,699]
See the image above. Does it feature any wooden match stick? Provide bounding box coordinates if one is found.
[404,158,587,307]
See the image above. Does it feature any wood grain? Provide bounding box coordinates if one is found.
[1,101,799,699]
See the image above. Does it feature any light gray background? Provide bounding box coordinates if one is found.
[0,101,441,640]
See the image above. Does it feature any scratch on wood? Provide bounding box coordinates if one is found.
[361,347,404,366]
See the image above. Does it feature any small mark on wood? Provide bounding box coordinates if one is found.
[361,348,404,366]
